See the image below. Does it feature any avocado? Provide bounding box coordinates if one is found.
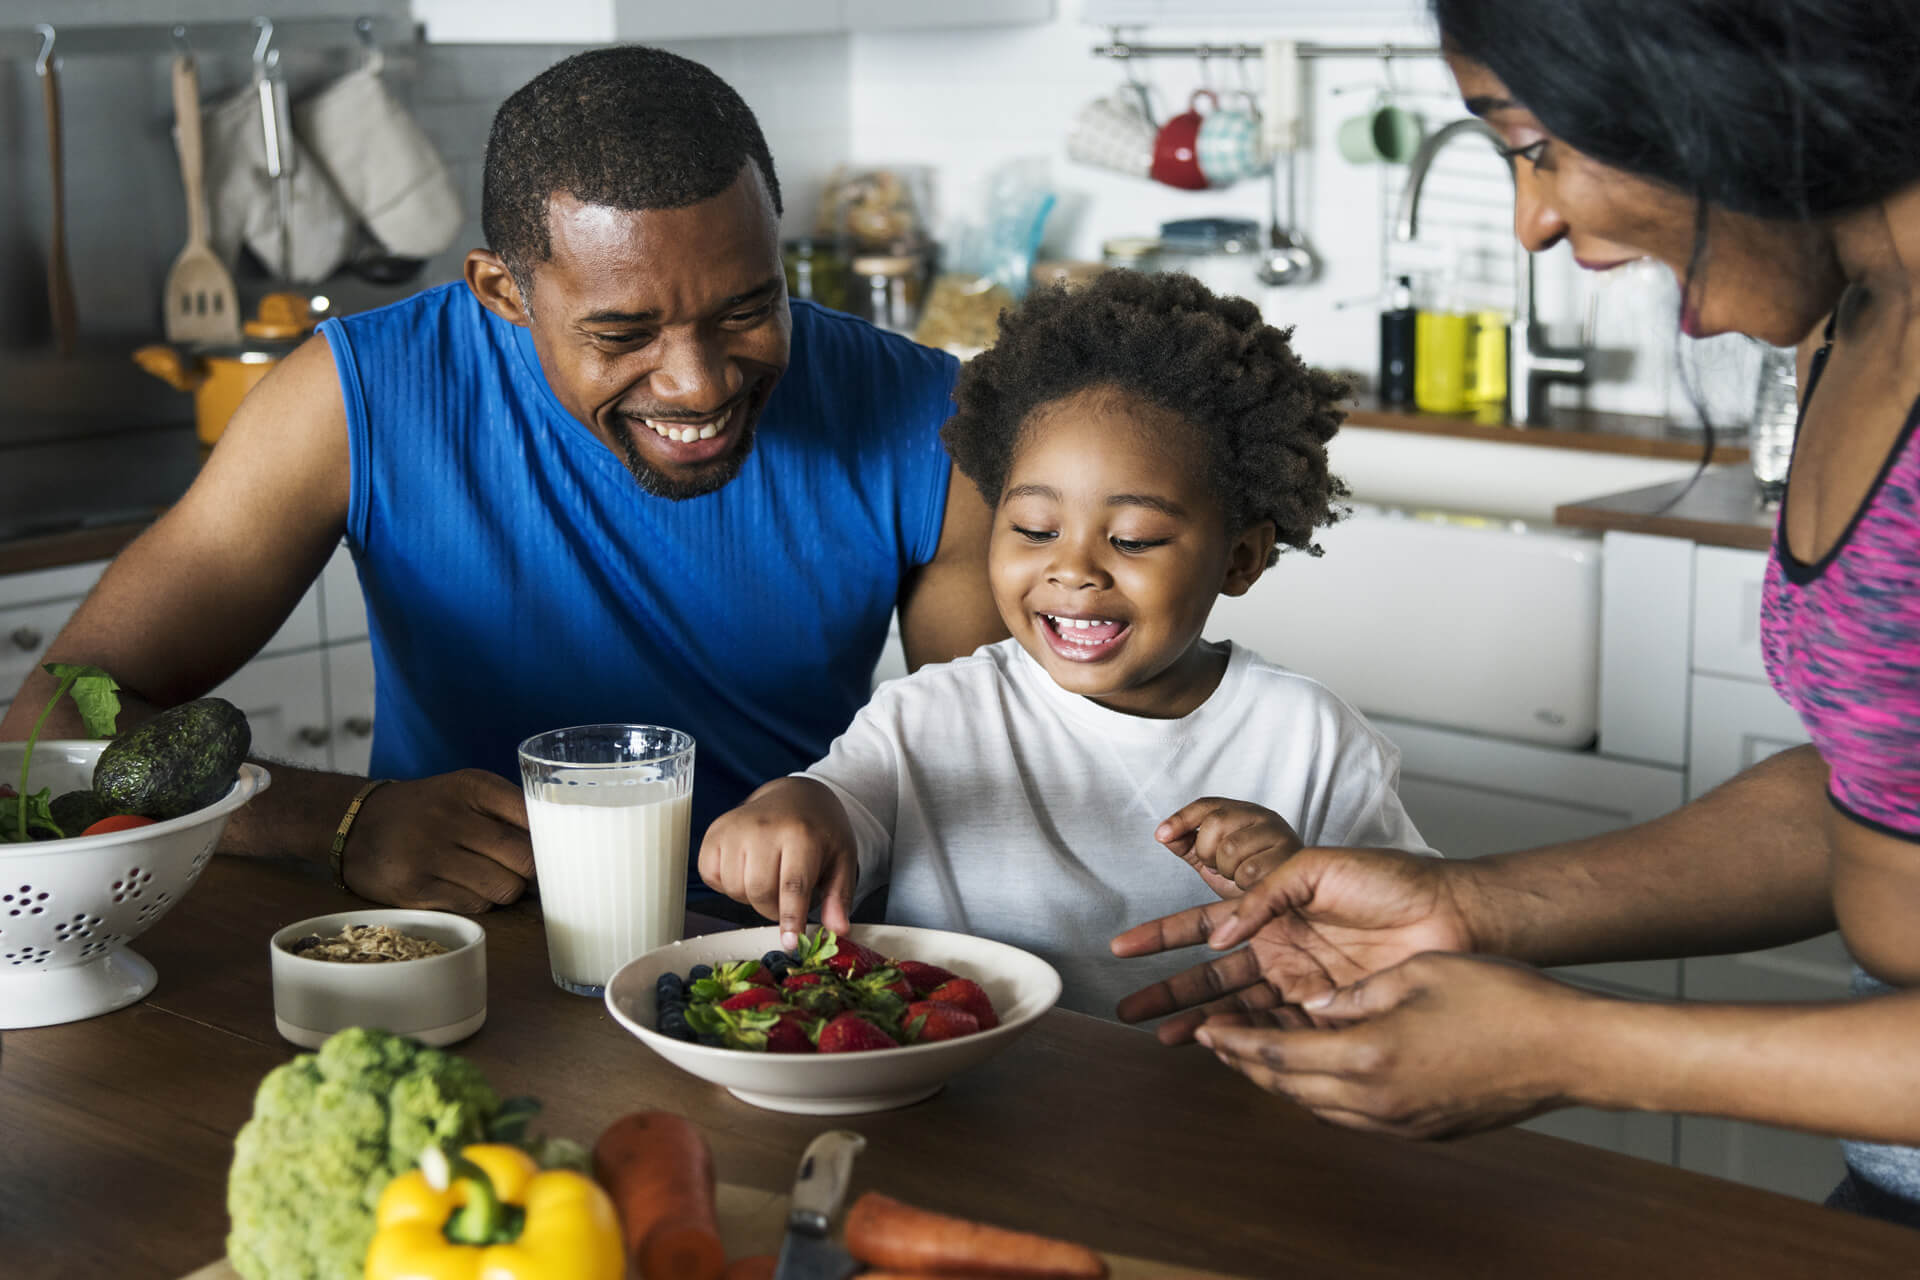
[49,788,108,836]
[93,697,251,820]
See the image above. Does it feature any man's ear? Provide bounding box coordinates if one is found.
[465,250,531,326]
[1221,520,1279,598]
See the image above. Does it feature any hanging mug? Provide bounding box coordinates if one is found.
[1150,90,1216,191]
[1337,93,1424,165]
[1068,85,1159,179]
[1195,90,1267,187]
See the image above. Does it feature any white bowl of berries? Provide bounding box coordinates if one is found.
[604,924,1062,1115]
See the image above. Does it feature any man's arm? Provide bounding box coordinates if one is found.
[895,464,1007,671]
[0,335,533,911]
[1,335,348,737]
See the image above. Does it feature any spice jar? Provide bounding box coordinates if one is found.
[851,254,923,335]
[782,238,850,312]
[1101,237,1163,273]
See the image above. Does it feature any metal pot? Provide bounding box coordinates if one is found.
[133,292,315,451]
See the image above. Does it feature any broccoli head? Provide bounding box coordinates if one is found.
[226,1027,500,1280]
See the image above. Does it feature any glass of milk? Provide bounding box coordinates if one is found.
[517,724,695,996]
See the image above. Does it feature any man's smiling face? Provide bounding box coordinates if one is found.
[509,164,791,499]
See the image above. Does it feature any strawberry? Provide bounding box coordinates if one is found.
[719,987,781,1011]
[926,978,999,1030]
[766,1010,818,1054]
[713,959,778,989]
[816,1011,900,1053]
[856,966,913,1003]
[896,960,958,998]
[793,928,888,980]
[781,971,831,992]
[904,1000,979,1043]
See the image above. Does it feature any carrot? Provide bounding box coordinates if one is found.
[843,1192,1108,1279]
[591,1111,727,1280]
[721,1256,776,1280]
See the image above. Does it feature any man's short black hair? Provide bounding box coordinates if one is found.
[941,271,1349,564]
[482,45,783,293]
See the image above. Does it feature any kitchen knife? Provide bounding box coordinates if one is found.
[773,1129,867,1280]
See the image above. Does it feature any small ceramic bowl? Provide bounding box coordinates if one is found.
[269,908,487,1049]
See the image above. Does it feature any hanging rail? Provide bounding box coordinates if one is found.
[1092,38,1440,60]
[0,15,410,62]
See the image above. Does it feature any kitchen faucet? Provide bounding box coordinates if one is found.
[1394,117,1588,425]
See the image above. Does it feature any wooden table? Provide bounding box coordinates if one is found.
[4,857,1914,1279]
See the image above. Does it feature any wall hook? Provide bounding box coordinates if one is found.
[34,23,55,77]
[252,16,276,71]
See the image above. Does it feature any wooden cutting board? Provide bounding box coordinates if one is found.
[184,1182,1241,1280]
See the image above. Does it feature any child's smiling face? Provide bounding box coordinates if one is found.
[989,386,1274,719]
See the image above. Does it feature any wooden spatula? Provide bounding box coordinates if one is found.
[164,54,240,345]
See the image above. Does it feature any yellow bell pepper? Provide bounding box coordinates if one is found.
[364,1142,625,1280]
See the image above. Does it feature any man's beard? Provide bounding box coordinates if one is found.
[617,418,758,501]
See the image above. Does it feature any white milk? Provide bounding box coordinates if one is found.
[525,781,691,993]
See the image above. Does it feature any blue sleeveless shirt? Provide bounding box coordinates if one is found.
[320,284,958,869]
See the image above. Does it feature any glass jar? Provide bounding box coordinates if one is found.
[782,238,850,312]
[1101,237,1163,273]
[851,254,923,335]
[1750,344,1800,505]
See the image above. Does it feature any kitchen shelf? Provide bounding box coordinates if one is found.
[1345,395,1751,464]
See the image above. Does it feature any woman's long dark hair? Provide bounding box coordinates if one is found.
[1430,0,1920,223]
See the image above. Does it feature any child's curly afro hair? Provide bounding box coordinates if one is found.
[940,270,1349,563]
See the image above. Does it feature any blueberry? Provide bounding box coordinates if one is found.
[760,949,791,969]
[688,963,713,981]
[697,1032,726,1048]
[655,972,686,1003]
[660,1009,693,1040]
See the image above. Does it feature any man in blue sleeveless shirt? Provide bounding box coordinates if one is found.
[2,48,1003,912]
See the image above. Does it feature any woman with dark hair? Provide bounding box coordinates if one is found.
[1111,0,1920,1226]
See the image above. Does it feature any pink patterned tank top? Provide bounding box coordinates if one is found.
[1760,340,1920,841]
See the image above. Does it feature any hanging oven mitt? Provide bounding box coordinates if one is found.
[202,82,355,283]
[297,54,463,258]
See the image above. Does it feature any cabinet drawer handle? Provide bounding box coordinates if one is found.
[296,726,332,747]
[10,627,42,652]
[343,716,373,738]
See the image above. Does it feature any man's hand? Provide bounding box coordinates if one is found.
[342,770,534,912]
[1157,797,1303,898]
[698,777,859,949]
[1193,952,1596,1139]
[1111,845,1473,1041]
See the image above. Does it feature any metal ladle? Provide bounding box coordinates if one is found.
[1258,147,1319,286]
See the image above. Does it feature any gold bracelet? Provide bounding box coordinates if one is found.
[330,779,392,892]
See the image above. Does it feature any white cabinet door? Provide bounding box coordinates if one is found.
[414,0,840,41]
[0,560,108,708]
[1382,717,1687,998]
[1685,673,1809,802]
[1678,935,1854,1202]
[213,653,332,772]
[845,0,1053,28]
[1691,546,1771,682]
[326,641,377,778]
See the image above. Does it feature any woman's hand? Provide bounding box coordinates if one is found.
[1194,953,1599,1140]
[697,777,859,949]
[1111,845,1475,1041]
[1156,797,1303,899]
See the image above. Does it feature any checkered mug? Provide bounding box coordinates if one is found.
[1196,93,1267,187]
[1067,86,1158,178]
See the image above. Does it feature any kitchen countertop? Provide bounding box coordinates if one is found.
[1554,464,1778,552]
[1346,395,1751,464]
[9,854,1917,1279]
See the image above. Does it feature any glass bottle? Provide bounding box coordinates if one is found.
[1378,275,1417,406]
[1414,276,1471,414]
[1750,344,1800,505]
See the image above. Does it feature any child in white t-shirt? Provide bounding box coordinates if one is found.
[699,271,1435,1018]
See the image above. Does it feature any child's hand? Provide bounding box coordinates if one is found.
[697,777,859,950]
[1156,798,1304,899]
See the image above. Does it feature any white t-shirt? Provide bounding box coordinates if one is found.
[802,638,1436,1019]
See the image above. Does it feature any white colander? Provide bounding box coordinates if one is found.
[0,739,270,1029]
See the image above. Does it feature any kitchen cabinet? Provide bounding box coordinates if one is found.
[0,545,372,777]
[412,0,1051,43]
